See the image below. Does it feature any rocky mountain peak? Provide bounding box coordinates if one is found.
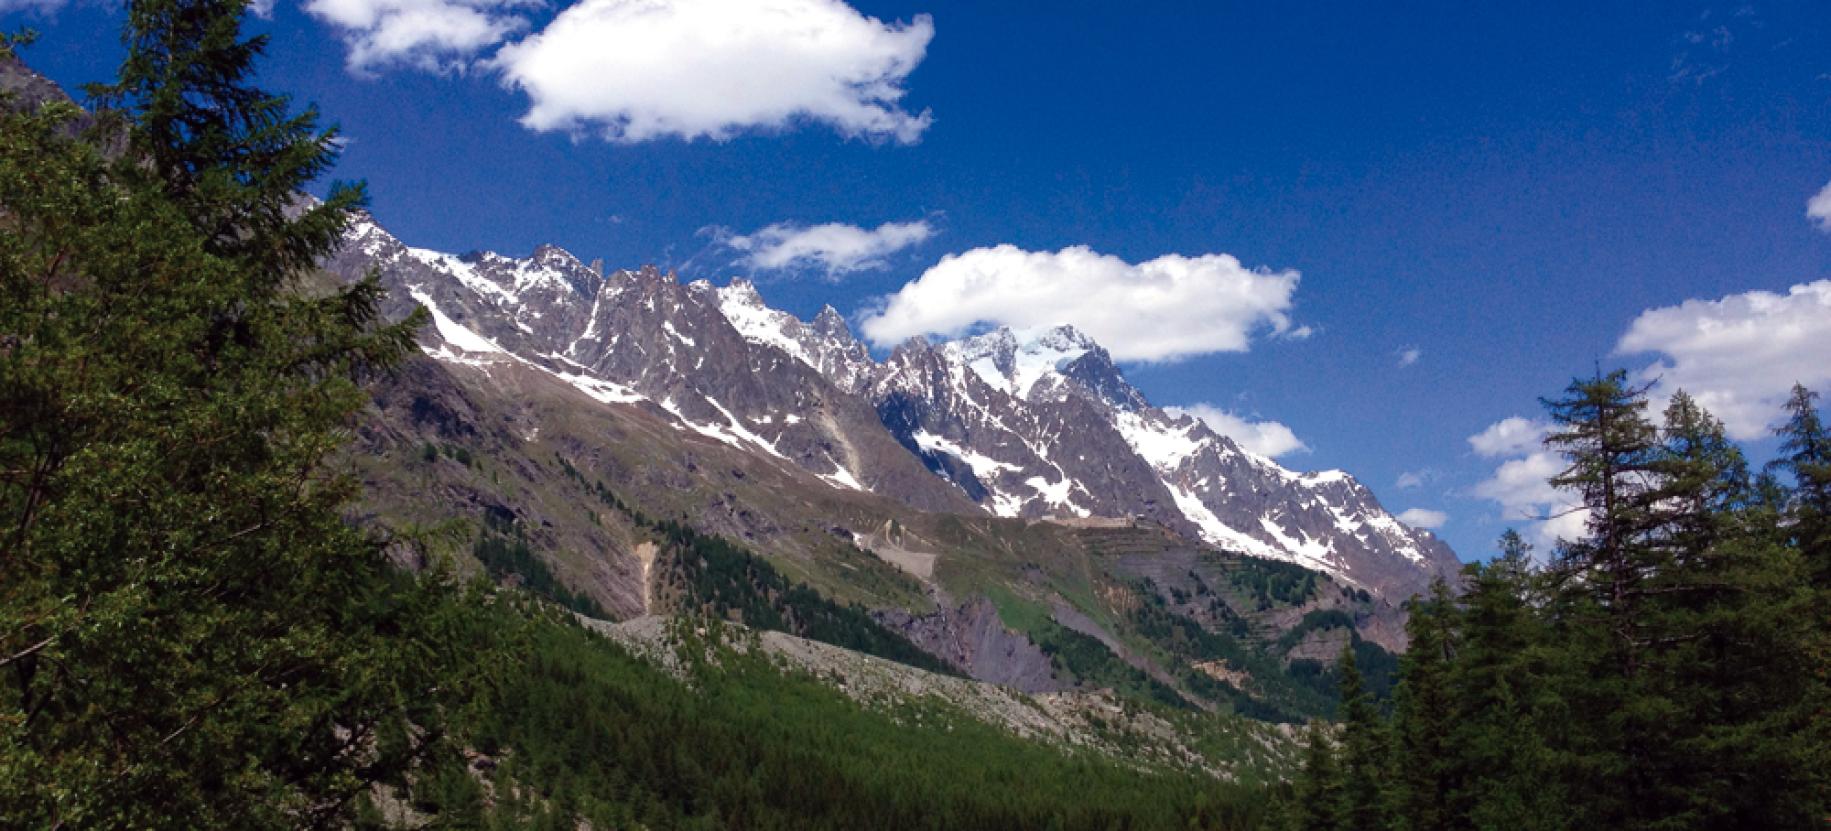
[938,324,1100,401]
[811,305,854,341]
[330,215,1462,601]
[721,276,765,303]
[712,278,877,395]
[529,243,589,274]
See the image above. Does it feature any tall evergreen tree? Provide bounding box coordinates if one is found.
[1772,383,1831,586]
[1651,390,1827,829]
[1335,645,1394,831]
[1391,579,1456,831]
[1447,532,1566,831]
[1537,370,1671,826]
[1291,719,1344,831]
[0,1,480,826]
[1542,369,1663,673]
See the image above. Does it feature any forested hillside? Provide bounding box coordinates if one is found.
[5,0,1829,829]
[1276,377,1831,829]
[0,3,1283,827]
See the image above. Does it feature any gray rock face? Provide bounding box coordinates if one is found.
[325,216,974,515]
[855,325,1462,600]
[329,215,1459,602]
[874,597,1069,693]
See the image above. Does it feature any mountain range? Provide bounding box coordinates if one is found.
[331,216,1460,604]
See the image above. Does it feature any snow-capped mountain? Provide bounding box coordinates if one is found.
[858,326,1460,594]
[329,215,1460,600]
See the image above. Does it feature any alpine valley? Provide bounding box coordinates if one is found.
[329,213,1463,726]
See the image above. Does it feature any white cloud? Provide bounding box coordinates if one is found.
[492,0,934,143]
[1395,469,1436,490]
[304,0,533,71]
[1808,180,1831,231]
[1396,508,1447,530]
[1469,436,1588,550]
[1397,346,1422,367]
[722,220,933,278]
[1615,280,1831,440]
[1467,416,1548,458]
[1166,404,1308,459]
[858,244,1303,363]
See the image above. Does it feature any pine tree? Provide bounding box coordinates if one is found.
[1336,645,1393,831]
[1390,579,1456,831]
[0,2,479,826]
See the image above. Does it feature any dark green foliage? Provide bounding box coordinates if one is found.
[1334,648,1394,831]
[474,520,605,618]
[650,518,955,675]
[1363,378,1831,830]
[0,2,483,824]
[1230,555,1320,609]
[1275,609,1400,713]
[1390,580,1456,831]
[1773,383,1831,586]
[1031,620,1190,708]
[1287,720,1343,831]
[453,608,1273,830]
[1128,580,1384,721]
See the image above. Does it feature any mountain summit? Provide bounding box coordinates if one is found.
[328,216,1460,601]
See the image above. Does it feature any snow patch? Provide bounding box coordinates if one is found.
[1111,410,1204,473]
[409,289,503,354]
[911,430,1021,478]
[820,464,867,491]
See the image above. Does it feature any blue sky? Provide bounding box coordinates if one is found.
[11,0,1831,560]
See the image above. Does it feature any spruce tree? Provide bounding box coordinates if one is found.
[1438,532,1571,830]
[1336,645,1394,831]
[1291,719,1344,831]
[0,1,477,826]
[1391,579,1456,831]
[1772,383,1831,586]
[1652,390,1827,828]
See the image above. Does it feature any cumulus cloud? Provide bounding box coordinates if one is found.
[1468,416,1549,458]
[1166,404,1308,459]
[304,0,533,71]
[1809,180,1831,232]
[1396,508,1448,530]
[1468,420,1587,550]
[858,244,1303,363]
[491,0,933,142]
[1397,346,1422,368]
[1615,280,1831,440]
[720,220,933,278]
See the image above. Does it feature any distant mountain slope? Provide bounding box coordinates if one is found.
[328,214,1459,602]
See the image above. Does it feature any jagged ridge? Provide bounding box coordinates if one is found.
[328,216,1459,601]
